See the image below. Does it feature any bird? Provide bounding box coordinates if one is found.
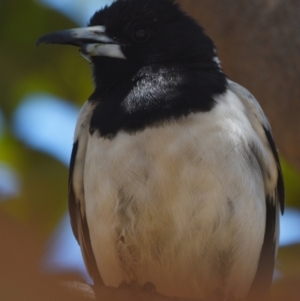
[37,0,284,300]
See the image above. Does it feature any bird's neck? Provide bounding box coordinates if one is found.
[88,61,227,137]
[89,57,138,100]
[89,56,224,100]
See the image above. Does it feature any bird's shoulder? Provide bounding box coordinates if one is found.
[227,80,284,211]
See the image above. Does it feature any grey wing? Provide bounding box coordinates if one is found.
[228,81,284,299]
[69,140,103,285]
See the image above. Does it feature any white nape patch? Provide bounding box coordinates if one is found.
[213,48,221,67]
[213,56,221,67]
[81,88,271,300]
[82,43,126,59]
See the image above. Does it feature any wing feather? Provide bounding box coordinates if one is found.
[69,140,103,285]
[228,81,284,299]
[68,102,103,285]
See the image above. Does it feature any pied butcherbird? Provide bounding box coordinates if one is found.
[37,0,284,300]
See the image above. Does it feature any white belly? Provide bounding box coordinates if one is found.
[83,92,266,299]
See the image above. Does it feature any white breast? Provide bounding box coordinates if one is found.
[77,90,267,300]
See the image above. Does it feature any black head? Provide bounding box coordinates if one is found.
[90,0,216,66]
[38,0,227,136]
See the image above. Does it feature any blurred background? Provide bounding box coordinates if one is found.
[0,0,300,300]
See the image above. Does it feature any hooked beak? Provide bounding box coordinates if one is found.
[37,26,126,60]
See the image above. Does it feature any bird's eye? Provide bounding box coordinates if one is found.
[132,26,150,43]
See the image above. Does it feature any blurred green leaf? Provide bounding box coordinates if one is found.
[0,0,93,118]
[0,133,68,236]
[0,0,95,236]
[281,158,300,208]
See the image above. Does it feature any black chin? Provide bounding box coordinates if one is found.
[89,57,139,100]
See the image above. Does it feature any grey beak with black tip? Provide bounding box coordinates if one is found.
[37,26,126,60]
